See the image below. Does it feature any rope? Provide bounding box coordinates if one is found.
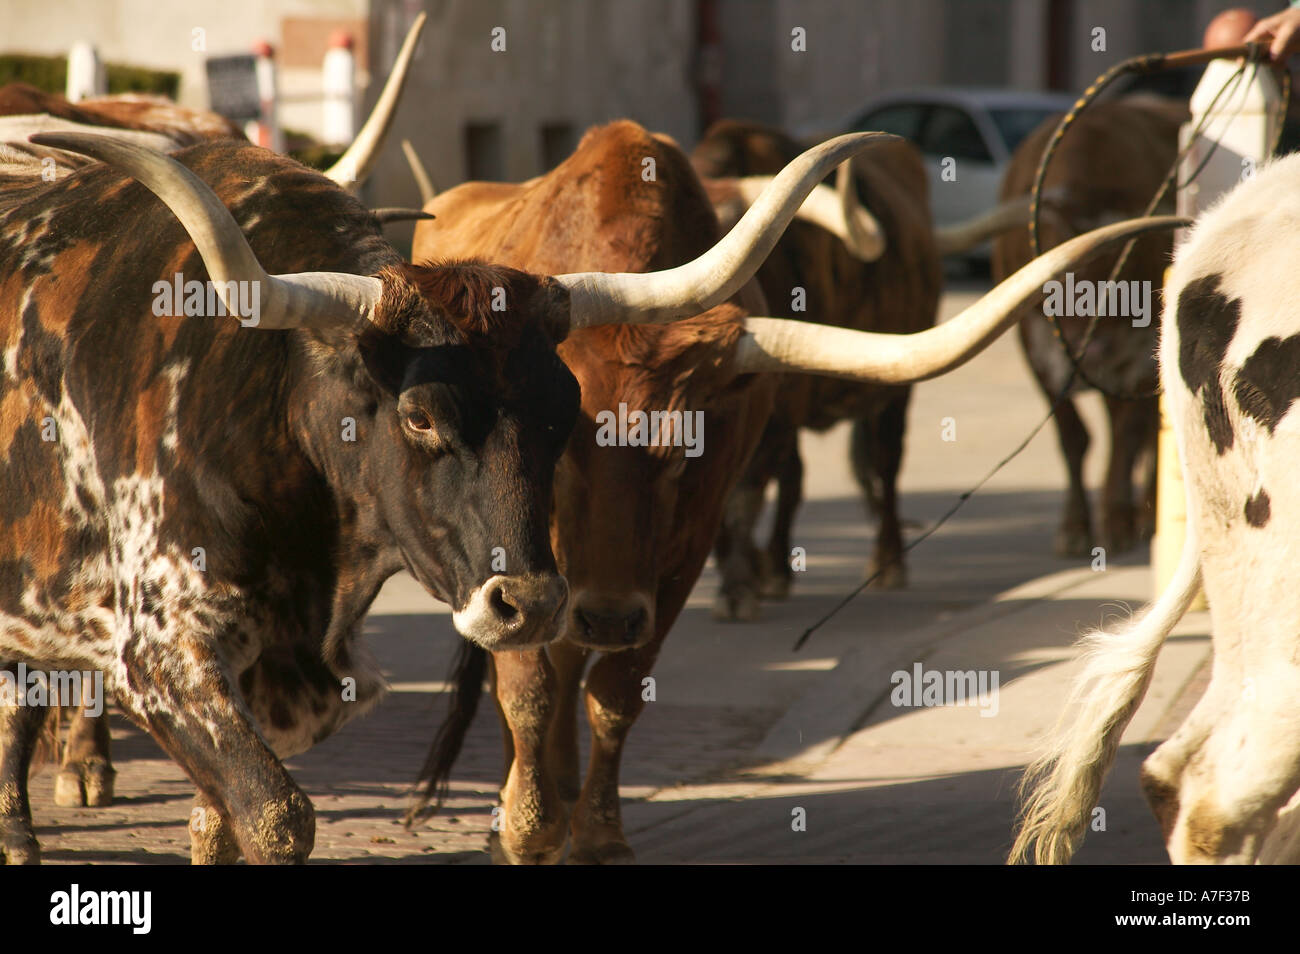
[793,43,1289,650]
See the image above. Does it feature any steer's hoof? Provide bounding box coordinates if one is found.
[487,830,566,865]
[712,589,760,622]
[1103,512,1140,555]
[865,558,906,590]
[0,818,40,865]
[567,840,635,865]
[1053,525,1093,558]
[54,759,115,808]
[760,575,791,600]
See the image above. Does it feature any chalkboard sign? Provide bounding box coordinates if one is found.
[205,54,260,121]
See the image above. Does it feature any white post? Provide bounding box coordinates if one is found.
[245,40,282,153]
[1154,56,1284,604]
[66,42,104,102]
[1176,57,1283,220]
[322,29,357,147]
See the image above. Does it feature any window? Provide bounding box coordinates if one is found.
[919,106,991,162]
[854,103,927,141]
[540,122,575,172]
[988,108,1061,154]
[465,122,503,181]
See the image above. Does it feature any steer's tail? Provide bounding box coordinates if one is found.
[1009,517,1203,864]
[405,641,488,826]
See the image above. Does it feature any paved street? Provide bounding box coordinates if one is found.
[29,280,1209,864]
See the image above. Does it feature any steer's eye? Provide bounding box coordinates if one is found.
[404,411,434,433]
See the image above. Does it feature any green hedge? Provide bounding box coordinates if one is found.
[0,53,179,98]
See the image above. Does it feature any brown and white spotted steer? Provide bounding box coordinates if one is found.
[0,118,847,862]
[408,119,1183,864]
[0,16,430,821]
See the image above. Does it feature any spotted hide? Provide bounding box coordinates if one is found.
[1012,151,1300,864]
[0,140,579,864]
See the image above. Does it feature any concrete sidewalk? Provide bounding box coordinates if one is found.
[623,562,1210,864]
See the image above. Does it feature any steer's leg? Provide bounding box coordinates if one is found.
[487,647,568,864]
[761,432,803,599]
[1020,322,1093,556]
[546,639,590,811]
[53,706,114,808]
[1101,395,1157,554]
[1139,671,1232,843]
[712,470,766,622]
[568,638,665,865]
[1163,677,1300,863]
[853,392,909,589]
[0,689,45,864]
[118,634,314,864]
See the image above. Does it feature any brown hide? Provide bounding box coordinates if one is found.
[414,119,773,629]
[412,119,775,863]
[991,98,1183,555]
[691,119,940,600]
[0,82,244,143]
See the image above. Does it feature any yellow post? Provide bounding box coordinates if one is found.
[1152,269,1206,609]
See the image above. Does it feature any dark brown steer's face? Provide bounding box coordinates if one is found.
[313,261,580,650]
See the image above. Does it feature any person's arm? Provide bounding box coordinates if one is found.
[1245,3,1300,62]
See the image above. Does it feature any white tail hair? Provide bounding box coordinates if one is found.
[1009,516,1202,864]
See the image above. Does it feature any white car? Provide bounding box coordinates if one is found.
[815,88,1077,260]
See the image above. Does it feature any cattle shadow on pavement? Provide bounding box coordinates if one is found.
[621,742,1170,864]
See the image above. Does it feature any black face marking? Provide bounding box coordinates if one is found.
[1233,334,1300,436]
[1244,488,1271,528]
[1177,274,1241,455]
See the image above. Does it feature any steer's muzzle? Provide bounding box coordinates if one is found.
[452,573,568,649]
[567,592,654,651]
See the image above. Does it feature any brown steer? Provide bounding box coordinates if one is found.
[408,120,1185,864]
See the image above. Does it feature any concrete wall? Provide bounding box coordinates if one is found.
[365,0,697,233]
[2,0,1277,234]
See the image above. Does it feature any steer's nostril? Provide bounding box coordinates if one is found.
[624,607,648,642]
[491,583,519,622]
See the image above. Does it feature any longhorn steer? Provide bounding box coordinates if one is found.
[1012,151,1300,864]
[0,116,827,861]
[992,99,1185,556]
[692,120,941,610]
[692,120,1033,615]
[0,14,429,818]
[409,119,1183,864]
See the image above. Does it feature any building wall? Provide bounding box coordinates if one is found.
[2,0,1279,231]
[365,0,698,228]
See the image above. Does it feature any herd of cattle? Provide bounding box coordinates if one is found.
[0,17,1293,865]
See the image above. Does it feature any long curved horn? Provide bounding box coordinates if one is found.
[558,132,899,328]
[371,207,434,224]
[32,132,381,330]
[401,138,436,204]
[324,12,427,191]
[731,215,1186,383]
[734,161,885,262]
[934,194,1034,256]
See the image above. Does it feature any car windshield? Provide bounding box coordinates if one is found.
[988,107,1061,153]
